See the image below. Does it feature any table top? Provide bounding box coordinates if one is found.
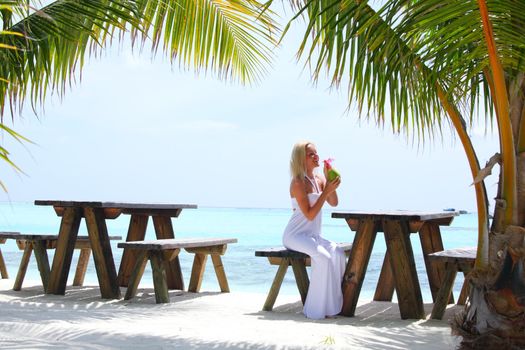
[331,210,458,221]
[34,200,198,210]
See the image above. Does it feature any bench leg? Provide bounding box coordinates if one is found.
[211,254,230,292]
[33,240,51,293]
[291,258,309,305]
[374,250,395,301]
[118,214,148,287]
[150,251,169,303]
[0,248,8,279]
[457,263,473,305]
[124,250,148,300]
[188,253,208,293]
[73,248,91,286]
[13,244,33,291]
[153,216,184,290]
[431,262,458,320]
[263,258,289,311]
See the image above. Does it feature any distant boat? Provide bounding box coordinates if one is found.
[459,210,468,214]
[443,208,456,212]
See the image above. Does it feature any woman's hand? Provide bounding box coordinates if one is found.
[324,176,341,194]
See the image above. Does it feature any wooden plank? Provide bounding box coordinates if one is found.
[124,250,148,300]
[153,216,183,290]
[84,207,121,299]
[73,248,91,286]
[150,251,170,303]
[32,240,51,293]
[185,245,227,255]
[428,247,477,263]
[211,254,230,292]
[119,238,238,250]
[188,253,207,293]
[419,222,452,303]
[457,262,473,305]
[121,209,183,217]
[383,219,425,319]
[374,250,395,301]
[255,242,351,258]
[35,200,197,211]
[291,258,309,304]
[431,262,458,320]
[341,218,378,316]
[118,214,149,287]
[263,258,289,311]
[332,211,457,222]
[47,207,82,295]
[0,248,7,279]
[13,243,33,291]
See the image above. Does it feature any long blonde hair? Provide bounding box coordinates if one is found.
[290,141,312,179]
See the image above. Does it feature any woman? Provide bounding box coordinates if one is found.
[282,141,346,320]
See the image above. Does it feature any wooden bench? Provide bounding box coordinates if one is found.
[428,247,476,319]
[117,237,237,303]
[255,242,352,311]
[0,233,121,292]
[0,232,21,279]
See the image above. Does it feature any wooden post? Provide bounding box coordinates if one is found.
[341,218,378,316]
[419,222,452,303]
[47,207,82,295]
[263,258,289,311]
[124,250,148,300]
[291,258,310,304]
[211,254,230,292]
[457,262,473,305]
[373,250,395,301]
[383,219,425,319]
[84,207,121,299]
[32,240,51,293]
[73,248,92,286]
[13,243,33,291]
[188,253,208,293]
[0,238,8,279]
[152,216,184,290]
[431,261,458,320]
[118,214,148,287]
[150,251,169,303]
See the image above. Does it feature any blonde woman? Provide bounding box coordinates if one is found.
[282,141,345,319]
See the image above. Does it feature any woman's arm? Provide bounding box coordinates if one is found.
[291,177,340,220]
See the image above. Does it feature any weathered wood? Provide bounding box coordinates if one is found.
[84,207,121,299]
[185,245,227,255]
[119,238,238,250]
[263,258,289,311]
[291,258,310,304]
[341,218,378,316]
[419,222,452,303]
[124,250,148,300]
[13,244,33,291]
[332,211,457,222]
[255,242,352,258]
[188,253,207,293]
[73,248,91,286]
[374,250,395,301]
[211,254,230,292]
[47,207,82,295]
[152,216,183,290]
[458,269,472,305]
[267,256,312,266]
[383,219,425,320]
[427,247,477,263]
[0,248,7,279]
[35,200,197,211]
[149,251,169,303]
[431,262,458,320]
[118,214,149,287]
[32,240,51,292]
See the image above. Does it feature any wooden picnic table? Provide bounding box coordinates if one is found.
[331,210,457,319]
[34,200,197,299]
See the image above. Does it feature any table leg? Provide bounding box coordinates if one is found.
[33,240,51,292]
[373,250,395,301]
[341,218,377,316]
[153,216,184,290]
[73,248,91,286]
[419,222,453,303]
[84,207,121,299]
[13,243,33,291]
[118,214,149,287]
[383,219,425,319]
[47,207,82,295]
[0,248,8,279]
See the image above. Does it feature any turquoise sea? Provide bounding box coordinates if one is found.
[0,202,478,302]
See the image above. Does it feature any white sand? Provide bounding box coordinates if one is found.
[0,279,462,349]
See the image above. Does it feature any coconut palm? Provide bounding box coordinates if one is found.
[278,0,525,346]
[0,0,276,186]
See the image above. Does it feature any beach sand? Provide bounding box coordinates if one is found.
[0,279,462,349]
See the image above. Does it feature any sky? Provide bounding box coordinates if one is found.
[1,9,500,212]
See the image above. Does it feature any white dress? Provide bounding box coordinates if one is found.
[282,176,346,319]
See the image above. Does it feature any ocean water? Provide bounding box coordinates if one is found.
[0,202,478,302]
